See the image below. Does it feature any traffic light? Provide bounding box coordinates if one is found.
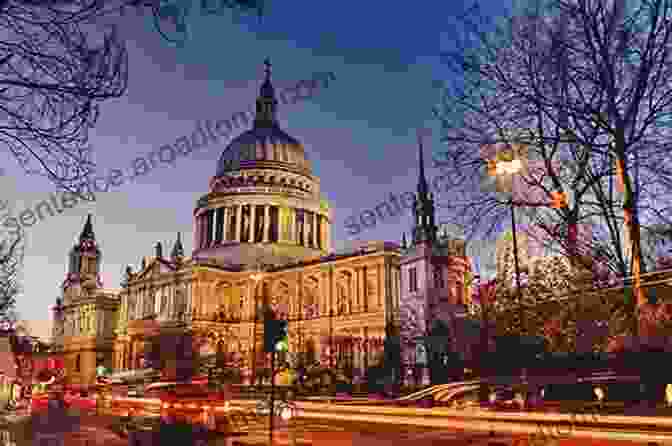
[276,320,288,352]
[550,191,568,209]
[264,319,278,353]
[264,319,289,353]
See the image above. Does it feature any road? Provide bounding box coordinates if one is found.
[231,417,665,445]
[0,407,661,446]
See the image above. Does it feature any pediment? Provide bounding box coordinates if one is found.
[132,257,191,283]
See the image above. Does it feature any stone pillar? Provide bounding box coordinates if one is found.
[249,204,256,243]
[222,207,231,242]
[194,215,201,250]
[211,208,217,246]
[313,212,318,248]
[263,205,270,243]
[201,215,208,249]
[289,208,296,244]
[235,205,242,242]
[200,213,207,249]
[325,219,331,253]
[361,266,368,312]
[377,264,383,308]
[303,211,310,248]
[209,209,216,246]
[358,268,366,312]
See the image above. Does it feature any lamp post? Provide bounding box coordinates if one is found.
[495,157,525,335]
[510,197,525,335]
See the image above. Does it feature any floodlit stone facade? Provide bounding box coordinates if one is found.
[51,63,472,388]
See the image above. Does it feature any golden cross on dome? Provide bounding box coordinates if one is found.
[263,58,272,81]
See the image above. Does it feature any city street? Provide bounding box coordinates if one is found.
[0,408,663,446]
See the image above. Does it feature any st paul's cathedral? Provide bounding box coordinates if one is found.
[50,62,474,388]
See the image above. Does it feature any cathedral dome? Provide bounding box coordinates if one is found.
[215,59,310,177]
[215,125,308,177]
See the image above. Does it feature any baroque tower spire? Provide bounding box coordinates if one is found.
[412,130,437,246]
[66,213,101,291]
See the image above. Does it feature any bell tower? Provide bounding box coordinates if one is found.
[63,214,102,304]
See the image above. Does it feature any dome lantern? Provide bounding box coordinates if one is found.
[215,60,310,177]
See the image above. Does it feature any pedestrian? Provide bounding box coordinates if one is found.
[665,383,672,408]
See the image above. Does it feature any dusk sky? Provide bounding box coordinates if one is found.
[0,0,513,333]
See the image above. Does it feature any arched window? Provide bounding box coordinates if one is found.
[75,354,81,372]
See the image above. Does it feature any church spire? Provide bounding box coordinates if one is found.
[411,130,437,246]
[254,58,279,128]
[171,232,184,259]
[79,213,95,242]
[417,131,429,199]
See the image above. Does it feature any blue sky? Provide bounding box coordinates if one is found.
[0,0,514,331]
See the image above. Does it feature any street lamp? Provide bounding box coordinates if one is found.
[497,158,525,335]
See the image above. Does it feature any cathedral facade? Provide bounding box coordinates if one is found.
[51,63,473,388]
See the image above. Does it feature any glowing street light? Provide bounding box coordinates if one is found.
[280,406,293,421]
[496,159,522,175]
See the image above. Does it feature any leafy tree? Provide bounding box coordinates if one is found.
[434,0,672,341]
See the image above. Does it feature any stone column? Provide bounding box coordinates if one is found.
[249,204,256,243]
[222,207,229,241]
[210,209,216,246]
[363,266,368,312]
[288,208,296,244]
[263,205,270,243]
[235,205,242,242]
[313,212,318,248]
[201,215,208,249]
[358,268,365,312]
[194,215,201,250]
[211,208,217,246]
[303,211,310,248]
[377,264,383,308]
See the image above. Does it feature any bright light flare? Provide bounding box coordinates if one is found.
[495,159,522,175]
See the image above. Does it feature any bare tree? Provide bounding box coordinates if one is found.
[434,0,672,337]
[122,0,265,46]
[0,0,129,198]
[0,229,22,324]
